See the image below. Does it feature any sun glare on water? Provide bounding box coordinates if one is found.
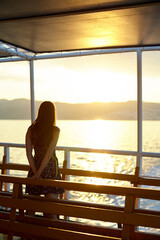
[83,120,116,149]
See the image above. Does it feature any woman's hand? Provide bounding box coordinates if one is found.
[31,173,41,179]
[35,127,60,177]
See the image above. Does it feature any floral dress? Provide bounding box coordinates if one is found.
[26,144,64,195]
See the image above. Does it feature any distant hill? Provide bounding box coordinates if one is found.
[0,98,160,120]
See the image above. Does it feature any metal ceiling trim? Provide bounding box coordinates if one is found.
[0,41,34,60]
[0,46,160,63]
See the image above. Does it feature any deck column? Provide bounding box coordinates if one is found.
[137,49,143,175]
[29,60,36,123]
[135,49,143,218]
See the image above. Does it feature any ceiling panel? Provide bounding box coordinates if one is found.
[0,1,159,56]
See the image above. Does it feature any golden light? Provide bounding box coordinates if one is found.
[86,120,116,149]
[89,37,111,48]
[84,153,115,186]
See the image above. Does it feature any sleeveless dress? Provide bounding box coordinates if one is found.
[26,142,64,196]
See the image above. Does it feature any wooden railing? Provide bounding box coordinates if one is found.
[0,154,160,189]
[0,142,160,189]
[0,175,160,240]
[0,143,160,239]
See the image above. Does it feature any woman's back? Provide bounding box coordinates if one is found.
[25,101,64,196]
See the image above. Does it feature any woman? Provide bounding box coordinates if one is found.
[25,101,64,218]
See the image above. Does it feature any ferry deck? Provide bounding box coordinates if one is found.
[0,1,160,239]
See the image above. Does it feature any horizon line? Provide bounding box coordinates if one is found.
[0,98,160,105]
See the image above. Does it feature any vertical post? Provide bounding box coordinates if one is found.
[137,49,143,175]
[64,150,70,200]
[122,194,135,240]
[135,49,143,228]
[8,183,22,240]
[4,146,10,191]
[30,60,35,123]
[4,146,9,170]
[64,150,70,221]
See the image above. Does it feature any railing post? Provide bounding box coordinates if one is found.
[64,150,70,200]
[122,194,136,240]
[8,183,23,240]
[63,150,70,221]
[4,146,10,191]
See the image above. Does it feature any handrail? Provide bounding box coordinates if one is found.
[0,142,138,156]
[0,162,135,181]
[1,142,160,157]
[0,162,160,188]
[0,175,160,201]
[0,142,25,148]
[0,142,160,188]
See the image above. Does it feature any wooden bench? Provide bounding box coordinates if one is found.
[0,175,160,240]
[1,154,160,190]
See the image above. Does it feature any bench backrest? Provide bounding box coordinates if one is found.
[0,174,160,240]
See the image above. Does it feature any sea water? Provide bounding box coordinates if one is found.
[0,119,159,232]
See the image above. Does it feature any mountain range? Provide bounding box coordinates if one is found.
[0,98,160,120]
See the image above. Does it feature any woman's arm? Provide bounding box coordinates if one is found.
[26,127,37,174]
[33,127,60,178]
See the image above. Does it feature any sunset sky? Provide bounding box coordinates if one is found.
[0,51,159,103]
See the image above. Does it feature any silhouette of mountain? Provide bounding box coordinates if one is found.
[0,98,160,120]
